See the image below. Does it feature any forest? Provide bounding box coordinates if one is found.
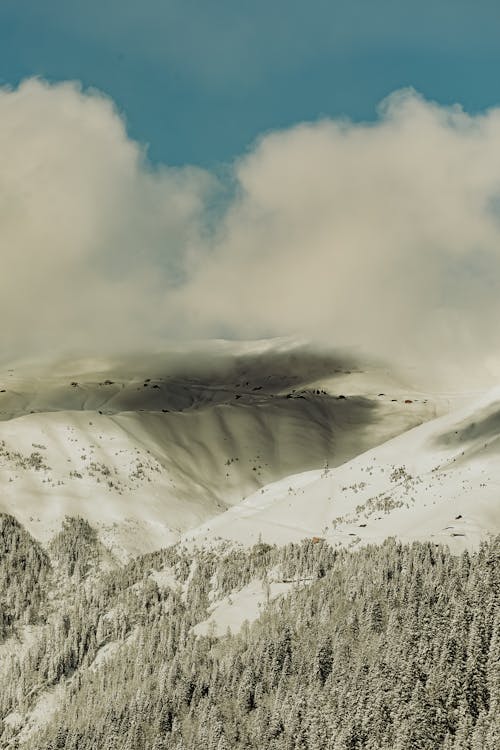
[0,513,498,749]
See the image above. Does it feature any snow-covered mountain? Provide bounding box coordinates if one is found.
[185,385,500,551]
[0,341,459,556]
[1,342,498,749]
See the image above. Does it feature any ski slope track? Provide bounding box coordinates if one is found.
[186,386,500,552]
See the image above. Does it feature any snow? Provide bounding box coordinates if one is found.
[90,628,139,671]
[192,577,297,637]
[149,566,179,590]
[13,680,68,745]
[0,626,44,678]
[0,347,451,556]
[185,387,500,551]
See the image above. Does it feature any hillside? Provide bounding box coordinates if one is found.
[0,343,498,748]
[0,519,497,749]
[186,386,500,551]
[0,342,448,556]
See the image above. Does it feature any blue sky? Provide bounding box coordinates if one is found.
[2,0,500,167]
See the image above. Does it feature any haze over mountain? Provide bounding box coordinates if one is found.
[3,80,500,386]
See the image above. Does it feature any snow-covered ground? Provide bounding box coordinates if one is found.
[0,343,454,555]
[192,577,298,637]
[185,386,500,551]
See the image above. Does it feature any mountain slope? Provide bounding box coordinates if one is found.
[185,387,500,551]
[0,343,448,555]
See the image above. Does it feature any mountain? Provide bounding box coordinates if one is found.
[0,515,498,749]
[0,341,499,749]
[0,341,451,556]
[185,386,500,551]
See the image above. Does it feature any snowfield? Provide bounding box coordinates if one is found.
[0,343,453,555]
[0,341,497,555]
[185,386,500,551]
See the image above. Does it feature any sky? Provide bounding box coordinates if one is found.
[3,0,500,167]
[1,1,500,373]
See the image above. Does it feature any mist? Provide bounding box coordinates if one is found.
[2,79,500,379]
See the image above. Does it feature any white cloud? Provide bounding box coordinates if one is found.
[2,79,500,376]
[0,78,214,359]
[172,89,500,374]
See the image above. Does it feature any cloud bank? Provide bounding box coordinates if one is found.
[0,78,214,359]
[2,79,500,374]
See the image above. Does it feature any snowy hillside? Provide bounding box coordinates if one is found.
[185,386,500,551]
[0,345,498,749]
[0,342,454,555]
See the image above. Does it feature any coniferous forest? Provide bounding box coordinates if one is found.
[0,513,498,749]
